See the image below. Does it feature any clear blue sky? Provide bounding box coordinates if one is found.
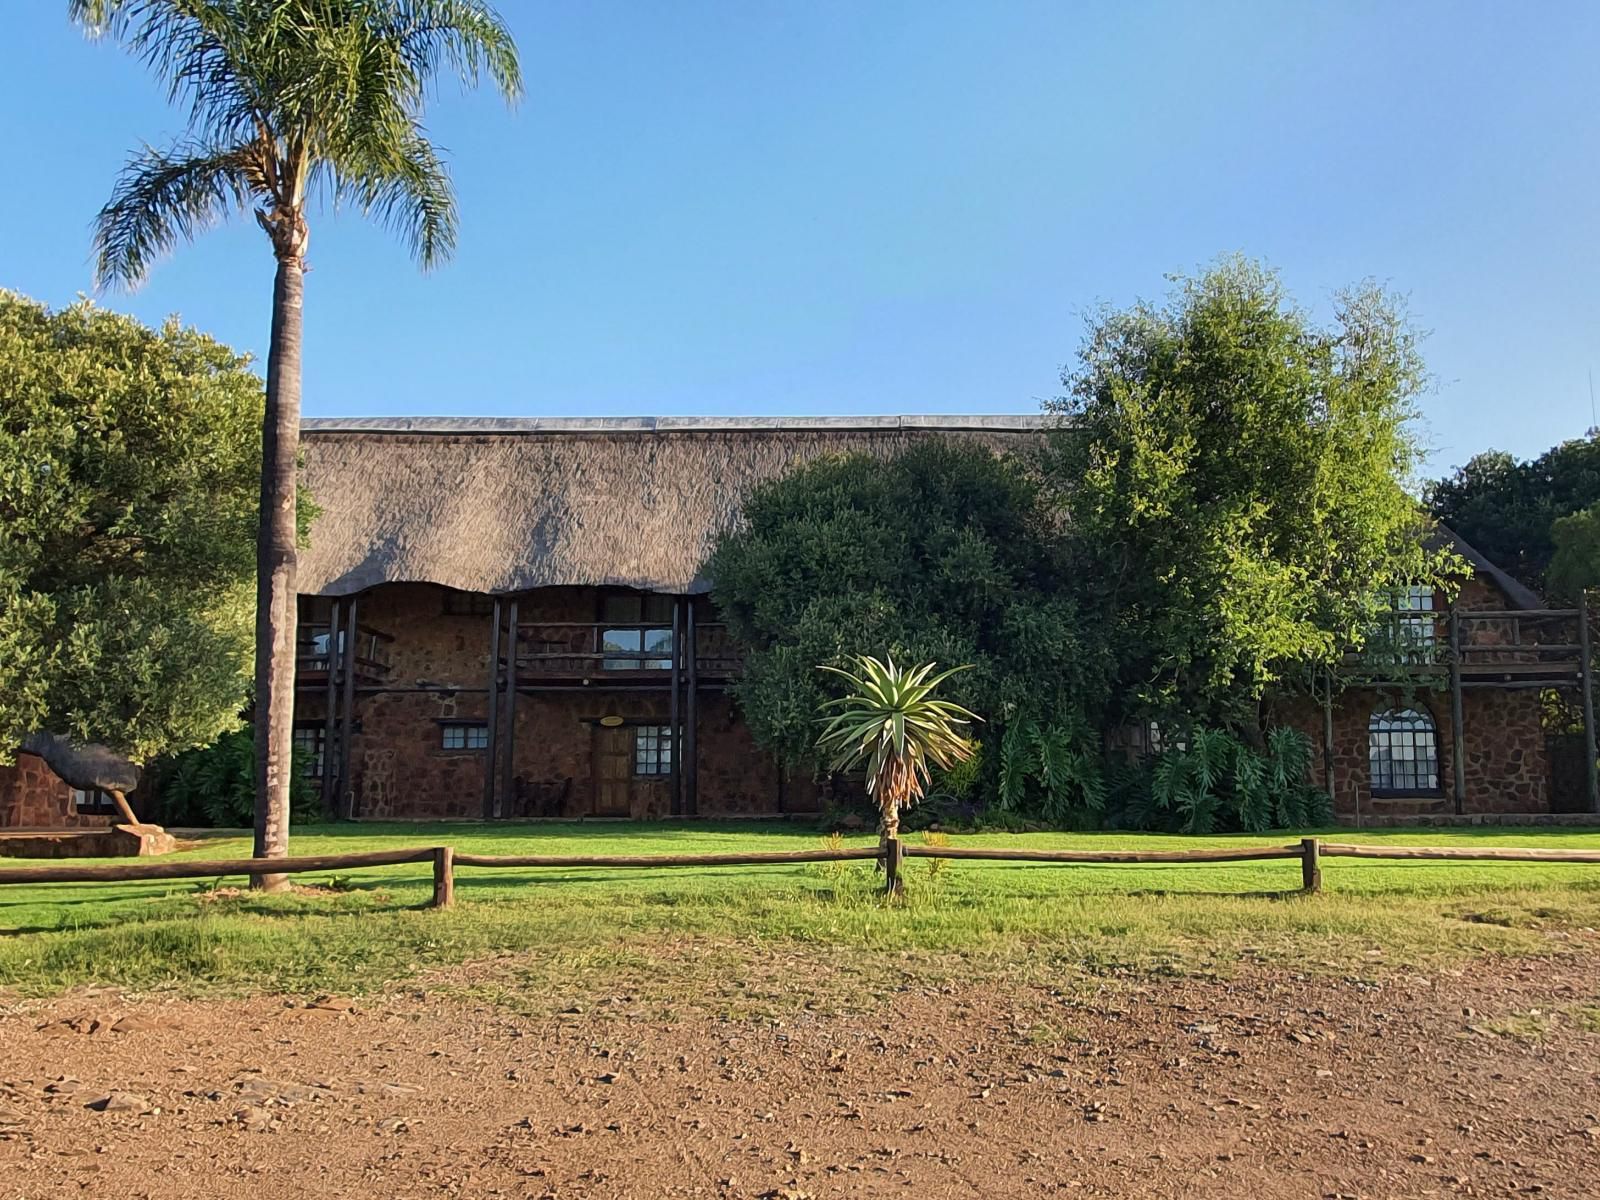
[3,1,1598,477]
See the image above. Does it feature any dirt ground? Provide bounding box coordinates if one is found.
[3,955,1599,1200]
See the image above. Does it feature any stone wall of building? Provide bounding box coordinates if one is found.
[0,754,114,829]
[1276,686,1548,819]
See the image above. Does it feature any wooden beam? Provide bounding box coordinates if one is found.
[1449,605,1466,815]
[321,597,342,816]
[454,847,882,869]
[685,598,698,817]
[338,593,359,818]
[1581,589,1599,815]
[1321,669,1336,810]
[482,597,501,821]
[898,845,1304,863]
[0,846,438,886]
[500,597,519,818]
[669,597,682,817]
[1321,842,1600,863]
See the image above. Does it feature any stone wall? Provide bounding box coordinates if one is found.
[0,754,114,829]
[299,583,814,820]
[1276,686,1548,819]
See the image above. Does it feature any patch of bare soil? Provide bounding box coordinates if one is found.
[2,956,1599,1199]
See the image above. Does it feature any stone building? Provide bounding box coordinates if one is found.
[2,414,1592,828]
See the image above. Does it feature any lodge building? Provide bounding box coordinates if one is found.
[2,415,1595,833]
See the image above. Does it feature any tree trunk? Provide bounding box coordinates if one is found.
[251,252,305,891]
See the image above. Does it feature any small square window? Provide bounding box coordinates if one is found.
[441,723,490,751]
[634,725,673,776]
[292,725,326,777]
[71,788,121,816]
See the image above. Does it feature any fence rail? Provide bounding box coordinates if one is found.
[1,837,1597,908]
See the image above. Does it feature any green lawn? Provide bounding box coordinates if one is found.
[4,821,1600,1010]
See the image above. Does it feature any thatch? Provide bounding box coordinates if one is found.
[296,416,1048,597]
[1431,524,1544,610]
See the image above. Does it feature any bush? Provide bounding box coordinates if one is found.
[157,727,322,828]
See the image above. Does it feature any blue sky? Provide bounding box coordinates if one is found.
[3,1,1598,477]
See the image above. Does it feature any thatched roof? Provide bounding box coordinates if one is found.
[297,415,1047,597]
[1431,524,1544,610]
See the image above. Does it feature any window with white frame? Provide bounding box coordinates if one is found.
[292,724,325,777]
[440,723,490,751]
[1368,707,1440,795]
[634,725,673,776]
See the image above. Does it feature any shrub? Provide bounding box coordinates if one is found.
[158,728,322,828]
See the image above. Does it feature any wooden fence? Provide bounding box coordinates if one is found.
[1,837,1598,908]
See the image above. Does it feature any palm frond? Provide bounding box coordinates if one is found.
[92,140,254,289]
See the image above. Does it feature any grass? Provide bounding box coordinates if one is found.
[3,821,1600,1009]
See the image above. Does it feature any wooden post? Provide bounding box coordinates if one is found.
[321,597,342,816]
[685,598,698,817]
[1300,837,1321,894]
[338,593,360,819]
[884,834,903,895]
[1580,590,1599,815]
[108,788,140,826]
[482,598,501,821]
[431,845,455,908]
[500,597,519,818]
[1449,605,1466,815]
[1320,669,1336,809]
[669,598,682,816]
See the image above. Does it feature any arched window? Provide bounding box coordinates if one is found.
[1369,707,1440,796]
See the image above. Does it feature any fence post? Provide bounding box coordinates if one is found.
[1300,838,1321,894]
[432,846,455,909]
[883,835,903,895]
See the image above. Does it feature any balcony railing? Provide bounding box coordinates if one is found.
[296,623,394,684]
[1343,608,1584,684]
[513,622,740,680]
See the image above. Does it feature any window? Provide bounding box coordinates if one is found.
[71,788,121,816]
[441,723,490,751]
[292,725,326,777]
[1369,707,1440,795]
[1391,586,1437,654]
[443,590,497,616]
[600,593,675,670]
[634,725,673,776]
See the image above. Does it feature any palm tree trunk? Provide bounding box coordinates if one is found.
[250,252,304,890]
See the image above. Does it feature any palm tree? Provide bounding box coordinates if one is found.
[73,0,522,887]
[815,655,979,882]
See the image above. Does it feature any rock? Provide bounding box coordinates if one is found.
[110,1014,164,1034]
[233,1105,274,1132]
[86,1092,148,1114]
[44,1077,82,1095]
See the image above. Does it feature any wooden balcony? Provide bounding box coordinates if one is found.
[513,622,740,684]
[296,623,394,686]
[1341,608,1585,688]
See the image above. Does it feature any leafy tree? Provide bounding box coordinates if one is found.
[75,0,522,882]
[0,292,262,771]
[1547,502,1600,601]
[707,439,1112,798]
[1427,433,1600,590]
[1044,257,1460,737]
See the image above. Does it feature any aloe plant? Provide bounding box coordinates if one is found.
[815,655,979,845]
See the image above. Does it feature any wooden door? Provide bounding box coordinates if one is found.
[592,726,633,816]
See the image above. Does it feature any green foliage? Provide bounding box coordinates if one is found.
[1115,726,1329,834]
[0,292,265,763]
[708,438,1112,774]
[996,720,1105,826]
[1547,502,1600,601]
[1427,433,1600,591]
[159,728,321,828]
[815,655,978,833]
[1044,257,1462,731]
[73,0,523,284]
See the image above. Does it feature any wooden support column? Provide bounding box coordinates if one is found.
[1300,838,1322,894]
[431,845,455,908]
[685,598,699,816]
[1320,668,1335,809]
[321,597,342,816]
[1449,605,1466,815]
[1580,590,1599,815]
[482,598,502,821]
[500,598,519,819]
[338,594,359,819]
[669,598,682,816]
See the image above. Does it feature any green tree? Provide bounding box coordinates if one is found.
[0,292,263,776]
[1044,257,1460,737]
[75,0,521,884]
[707,438,1111,812]
[1547,502,1600,601]
[1426,433,1600,590]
